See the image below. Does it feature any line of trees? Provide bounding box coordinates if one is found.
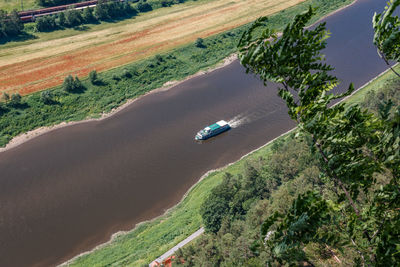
[35,1,136,31]
[34,0,193,33]
[0,0,193,40]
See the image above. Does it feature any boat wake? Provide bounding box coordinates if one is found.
[228,109,278,128]
[228,114,251,128]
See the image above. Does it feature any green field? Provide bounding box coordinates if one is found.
[0,0,39,12]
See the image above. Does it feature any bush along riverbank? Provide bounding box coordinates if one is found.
[0,0,354,148]
[65,64,400,266]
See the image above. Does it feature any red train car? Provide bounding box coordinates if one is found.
[18,0,100,22]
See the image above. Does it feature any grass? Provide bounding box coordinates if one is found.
[0,0,39,12]
[345,64,400,106]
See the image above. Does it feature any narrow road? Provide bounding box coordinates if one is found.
[150,228,205,266]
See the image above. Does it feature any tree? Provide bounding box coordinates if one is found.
[41,90,53,104]
[58,11,66,26]
[238,6,400,266]
[122,69,132,78]
[195,37,205,48]
[200,173,237,233]
[63,75,74,92]
[82,7,96,23]
[8,10,23,36]
[65,8,82,27]
[136,0,152,13]
[35,15,57,32]
[89,70,98,84]
[73,76,83,90]
[10,93,22,106]
[95,0,109,20]
[1,92,10,104]
[373,0,400,77]
[0,10,24,38]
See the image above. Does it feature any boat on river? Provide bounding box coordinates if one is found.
[195,120,230,140]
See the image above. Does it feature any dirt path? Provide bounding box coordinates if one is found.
[0,0,304,95]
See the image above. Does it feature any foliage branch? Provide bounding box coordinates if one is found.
[373,0,400,77]
[238,6,400,266]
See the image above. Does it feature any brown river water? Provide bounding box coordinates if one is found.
[0,0,394,266]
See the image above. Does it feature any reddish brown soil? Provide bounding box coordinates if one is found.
[0,0,303,95]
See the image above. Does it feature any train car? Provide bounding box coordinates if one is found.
[17,0,125,23]
[18,0,99,18]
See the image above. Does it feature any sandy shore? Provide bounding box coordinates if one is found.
[0,54,238,154]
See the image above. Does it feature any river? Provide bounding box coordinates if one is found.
[0,0,393,266]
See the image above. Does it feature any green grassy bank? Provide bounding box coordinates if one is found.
[345,64,400,106]
[0,0,353,147]
[67,65,400,266]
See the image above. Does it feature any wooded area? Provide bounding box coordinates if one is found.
[173,1,400,266]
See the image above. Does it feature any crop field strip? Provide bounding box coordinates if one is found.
[0,0,304,95]
[0,0,38,12]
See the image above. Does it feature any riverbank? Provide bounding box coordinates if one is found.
[0,0,354,148]
[64,60,399,266]
[0,54,238,153]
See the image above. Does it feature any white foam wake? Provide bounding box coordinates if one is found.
[228,114,250,128]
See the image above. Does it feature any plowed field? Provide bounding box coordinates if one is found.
[0,0,304,95]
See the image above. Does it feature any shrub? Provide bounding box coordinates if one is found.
[73,76,83,90]
[10,93,22,106]
[82,7,96,23]
[112,74,120,81]
[57,11,66,26]
[0,10,24,38]
[155,54,164,62]
[89,70,98,84]
[35,15,57,32]
[136,1,152,12]
[63,75,83,93]
[63,75,75,92]
[95,0,110,20]
[122,69,132,78]
[161,0,173,7]
[195,38,205,48]
[1,92,10,103]
[65,8,82,27]
[41,90,53,104]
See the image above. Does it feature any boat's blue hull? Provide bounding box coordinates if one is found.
[196,125,230,140]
